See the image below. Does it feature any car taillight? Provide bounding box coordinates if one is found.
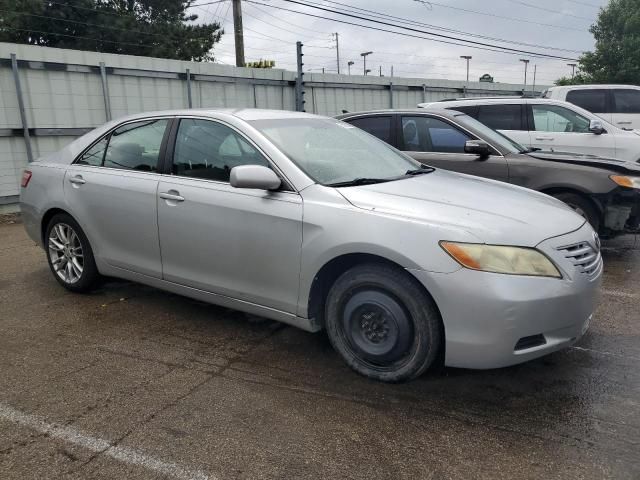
[21,170,32,188]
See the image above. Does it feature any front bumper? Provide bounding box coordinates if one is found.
[599,187,640,236]
[410,223,602,369]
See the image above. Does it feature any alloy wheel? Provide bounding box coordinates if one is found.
[48,223,84,284]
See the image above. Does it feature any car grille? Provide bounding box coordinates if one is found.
[557,242,602,277]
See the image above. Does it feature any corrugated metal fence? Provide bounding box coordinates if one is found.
[0,42,544,206]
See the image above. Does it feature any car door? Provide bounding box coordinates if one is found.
[527,103,617,157]
[156,117,303,314]
[611,88,640,130]
[64,117,171,278]
[398,114,509,181]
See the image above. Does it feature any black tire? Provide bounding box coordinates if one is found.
[325,263,442,383]
[45,213,100,293]
[552,192,601,232]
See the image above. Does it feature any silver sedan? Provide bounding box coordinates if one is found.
[20,109,602,382]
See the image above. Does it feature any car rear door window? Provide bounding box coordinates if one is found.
[103,119,169,172]
[402,116,471,153]
[531,105,590,133]
[172,119,269,182]
[566,89,608,113]
[346,116,392,143]
[477,104,523,130]
[613,89,640,113]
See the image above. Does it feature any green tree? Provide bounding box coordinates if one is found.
[0,0,223,61]
[558,0,640,84]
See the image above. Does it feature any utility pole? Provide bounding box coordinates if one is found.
[333,33,340,74]
[232,0,245,67]
[391,65,394,77]
[567,63,577,79]
[379,66,382,76]
[295,41,305,111]
[520,58,530,89]
[460,55,472,82]
[347,61,354,75]
[360,51,372,75]
[532,64,537,93]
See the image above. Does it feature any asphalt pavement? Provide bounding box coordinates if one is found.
[0,220,638,479]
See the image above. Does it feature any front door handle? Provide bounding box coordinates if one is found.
[159,191,185,202]
[617,121,632,125]
[535,136,554,140]
[68,175,86,185]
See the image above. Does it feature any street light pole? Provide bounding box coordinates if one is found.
[360,51,373,75]
[567,63,577,79]
[460,55,472,82]
[520,59,530,89]
[347,61,354,75]
[333,33,340,74]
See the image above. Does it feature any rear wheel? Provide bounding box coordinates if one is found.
[325,263,442,383]
[45,213,100,292]
[552,192,601,232]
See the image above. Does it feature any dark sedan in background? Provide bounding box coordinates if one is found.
[337,109,640,238]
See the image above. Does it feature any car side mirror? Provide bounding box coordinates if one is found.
[589,119,606,135]
[230,165,281,191]
[464,140,491,159]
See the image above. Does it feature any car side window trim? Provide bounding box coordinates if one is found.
[72,116,175,173]
[166,116,298,193]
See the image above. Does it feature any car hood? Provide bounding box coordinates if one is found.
[525,150,640,174]
[337,170,585,247]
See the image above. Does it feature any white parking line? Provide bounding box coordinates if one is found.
[0,403,213,480]
[601,289,638,299]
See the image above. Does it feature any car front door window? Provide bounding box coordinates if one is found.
[401,116,471,153]
[532,105,590,133]
[173,119,269,182]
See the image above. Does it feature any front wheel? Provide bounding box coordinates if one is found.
[552,192,601,232]
[325,263,442,383]
[45,213,100,292]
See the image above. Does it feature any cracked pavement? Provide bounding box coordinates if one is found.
[0,222,638,479]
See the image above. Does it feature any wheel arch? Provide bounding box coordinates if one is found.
[539,186,604,214]
[41,207,74,245]
[306,252,443,330]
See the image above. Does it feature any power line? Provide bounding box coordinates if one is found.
[244,2,329,36]
[306,0,584,54]
[241,5,330,42]
[565,0,602,8]
[411,0,587,33]
[504,0,595,21]
[244,0,579,60]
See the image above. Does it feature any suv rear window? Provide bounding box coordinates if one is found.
[477,104,523,130]
[566,89,608,113]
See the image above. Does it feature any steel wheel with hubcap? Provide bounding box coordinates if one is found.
[325,263,442,382]
[45,213,100,292]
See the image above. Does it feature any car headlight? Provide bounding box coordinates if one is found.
[610,175,640,189]
[440,242,561,278]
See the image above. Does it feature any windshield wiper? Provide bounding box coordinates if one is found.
[405,166,435,176]
[327,177,391,187]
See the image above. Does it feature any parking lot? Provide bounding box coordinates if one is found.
[0,218,638,479]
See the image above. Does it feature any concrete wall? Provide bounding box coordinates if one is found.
[0,42,545,205]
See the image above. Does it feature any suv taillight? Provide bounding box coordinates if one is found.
[21,170,32,188]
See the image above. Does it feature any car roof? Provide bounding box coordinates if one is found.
[418,98,573,109]
[109,108,322,124]
[335,108,463,120]
[547,84,640,92]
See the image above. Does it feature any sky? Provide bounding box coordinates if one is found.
[186,0,610,87]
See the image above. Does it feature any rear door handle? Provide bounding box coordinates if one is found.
[68,175,86,185]
[159,191,185,202]
[617,121,632,125]
[535,136,554,140]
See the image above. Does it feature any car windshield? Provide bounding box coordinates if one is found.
[453,113,528,154]
[249,117,422,185]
